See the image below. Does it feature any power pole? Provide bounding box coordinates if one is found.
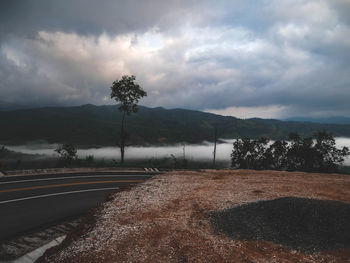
[182,143,187,168]
[183,143,186,160]
[213,124,217,169]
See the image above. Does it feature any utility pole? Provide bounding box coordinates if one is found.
[183,143,186,160]
[212,124,217,169]
[182,143,188,169]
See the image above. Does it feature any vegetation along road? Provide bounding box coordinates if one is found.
[0,171,156,241]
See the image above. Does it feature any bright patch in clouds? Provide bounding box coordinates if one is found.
[206,105,288,119]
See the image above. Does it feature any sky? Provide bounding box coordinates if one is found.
[0,0,349,119]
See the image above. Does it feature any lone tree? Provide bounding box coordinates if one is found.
[110,75,147,164]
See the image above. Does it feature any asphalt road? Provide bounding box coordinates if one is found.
[0,172,155,241]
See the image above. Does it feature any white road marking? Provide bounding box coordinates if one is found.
[0,187,120,204]
[0,174,153,185]
[13,235,66,263]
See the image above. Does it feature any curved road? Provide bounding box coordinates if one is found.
[0,172,156,241]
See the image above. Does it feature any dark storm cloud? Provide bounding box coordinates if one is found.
[0,0,197,37]
[0,0,350,118]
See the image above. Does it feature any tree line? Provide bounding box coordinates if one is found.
[231,131,350,173]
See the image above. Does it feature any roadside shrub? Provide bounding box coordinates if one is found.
[55,144,78,166]
[231,131,349,173]
[231,138,268,169]
[83,155,95,166]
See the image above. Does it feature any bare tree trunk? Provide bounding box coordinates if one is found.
[213,124,217,169]
[120,111,126,164]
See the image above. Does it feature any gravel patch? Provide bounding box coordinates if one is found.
[210,197,350,252]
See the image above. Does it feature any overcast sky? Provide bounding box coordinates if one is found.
[0,0,349,118]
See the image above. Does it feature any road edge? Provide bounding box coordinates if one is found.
[1,167,161,178]
[12,236,66,263]
[34,181,150,263]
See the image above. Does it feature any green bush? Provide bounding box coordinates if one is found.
[231,131,349,173]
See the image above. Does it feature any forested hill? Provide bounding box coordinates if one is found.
[1,104,350,146]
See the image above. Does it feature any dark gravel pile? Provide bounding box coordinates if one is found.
[210,197,350,252]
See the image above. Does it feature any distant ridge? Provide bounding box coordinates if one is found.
[1,104,350,146]
[285,116,350,125]
[0,101,33,111]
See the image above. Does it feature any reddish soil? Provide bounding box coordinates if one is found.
[38,170,350,262]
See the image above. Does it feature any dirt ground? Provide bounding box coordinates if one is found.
[39,170,350,263]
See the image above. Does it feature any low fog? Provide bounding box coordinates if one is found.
[4,138,350,165]
[4,141,233,162]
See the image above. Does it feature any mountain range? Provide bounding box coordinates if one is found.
[0,101,34,111]
[284,116,350,125]
[1,104,350,146]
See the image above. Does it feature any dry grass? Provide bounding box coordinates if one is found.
[40,170,350,262]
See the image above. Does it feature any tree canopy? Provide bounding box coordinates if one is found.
[231,131,349,173]
[110,75,147,115]
[55,144,78,164]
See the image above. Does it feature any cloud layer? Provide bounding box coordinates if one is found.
[1,0,349,118]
